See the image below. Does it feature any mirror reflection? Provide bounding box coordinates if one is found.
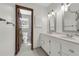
[48,10,56,33]
[63,3,79,32]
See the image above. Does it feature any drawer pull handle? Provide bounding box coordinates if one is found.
[58,51,60,54]
[49,51,51,54]
[49,40,51,43]
[69,49,74,53]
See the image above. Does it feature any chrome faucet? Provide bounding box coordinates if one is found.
[66,33,73,38]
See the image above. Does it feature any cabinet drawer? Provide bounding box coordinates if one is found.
[61,41,79,56]
[61,52,70,56]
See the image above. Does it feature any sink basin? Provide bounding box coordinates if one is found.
[62,34,79,41]
[61,33,75,39]
[62,36,75,40]
[72,36,79,40]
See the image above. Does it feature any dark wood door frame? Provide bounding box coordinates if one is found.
[15,5,33,55]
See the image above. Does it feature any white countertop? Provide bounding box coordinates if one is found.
[41,32,79,45]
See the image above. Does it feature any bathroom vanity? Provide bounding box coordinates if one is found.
[43,3,79,56]
[40,33,79,56]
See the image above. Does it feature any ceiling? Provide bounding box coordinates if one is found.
[36,3,51,7]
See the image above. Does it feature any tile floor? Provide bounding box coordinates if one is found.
[17,43,47,56]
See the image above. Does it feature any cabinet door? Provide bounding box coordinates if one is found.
[40,34,50,55]
[43,40,49,55]
[50,37,60,56]
[61,40,79,56]
[61,52,69,56]
[40,34,45,49]
[43,35,50,55]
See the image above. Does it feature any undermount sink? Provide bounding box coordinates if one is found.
[62,36,75,39]
[61,35,75,40]
[62,34,79,41]
[62,33,79,40]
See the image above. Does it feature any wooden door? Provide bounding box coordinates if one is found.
[15,6,22,55]
[15,5,33,55]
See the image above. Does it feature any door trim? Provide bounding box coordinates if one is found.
[15,5,33,55]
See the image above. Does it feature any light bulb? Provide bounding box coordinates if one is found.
[48,13,52,18]
[52,12,55,16]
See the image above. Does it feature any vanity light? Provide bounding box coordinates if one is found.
[61,3,71,12]
[48,12,52,18]
[66,3,71,7]
[52,12,55,15]
[64,3,71,11]
[64,5,68,11]
[51,10,55,16]
[48,9,55,18]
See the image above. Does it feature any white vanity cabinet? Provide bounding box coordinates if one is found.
[40,33,79,56]
[61,40,79,56]
[40,34,61,56]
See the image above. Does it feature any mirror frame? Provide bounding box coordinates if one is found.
[62,11,78,32]
[48,13,56,33]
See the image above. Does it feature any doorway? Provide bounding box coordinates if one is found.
[15,5,33,55]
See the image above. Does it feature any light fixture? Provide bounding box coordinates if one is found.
[65,3,71,11]
[48,12,52,18]
[51,10,55,16]
[66,3,71,7]
[48,9,55,18]
[61,3,71,11]
[61,3,64,6]
[64,4,68,11]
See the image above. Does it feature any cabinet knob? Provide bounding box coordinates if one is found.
[49,40,51,43]
[69,49,74,53]
[49,51,51,54]
[58,51,60,54]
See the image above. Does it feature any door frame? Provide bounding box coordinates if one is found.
[15,5,33,55]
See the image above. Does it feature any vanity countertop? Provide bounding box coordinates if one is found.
[41,32,79,45]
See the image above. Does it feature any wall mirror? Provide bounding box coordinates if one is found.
[48,10,56,33]
[63,3,79,32]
